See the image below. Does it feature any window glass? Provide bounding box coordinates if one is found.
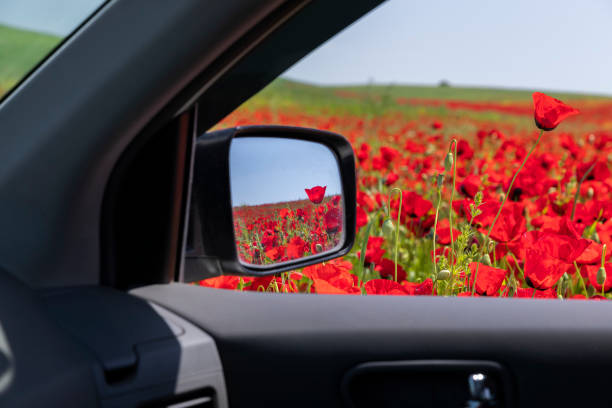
[0,0,106,100]
[201,0,612,299]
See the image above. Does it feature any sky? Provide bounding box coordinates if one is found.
[1,0,611,95]
[229,138,342,206]
[283,0,612,96]
[0,0,104,36]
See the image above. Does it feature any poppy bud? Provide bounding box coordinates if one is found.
[487,240,496,253]
[382,218,395,239]
[562,272,570,281]
[479,253,492,266]
[315,243,323,253]
[444,152,454,172]
[597,266,607,286]
[588,133,596,143]
[437,269,451,281]
[587,187,594,199]
[436,174,445,188]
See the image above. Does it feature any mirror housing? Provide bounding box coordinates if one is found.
[183,125,356,281]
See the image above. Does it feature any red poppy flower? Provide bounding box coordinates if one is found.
[432,120,443,130]
[380,146,400,163]
[365,279,408,295]
[305,185,326,204]
[514,287,557,299]
[304,260,360,294]
[356,206,368,230]
[582,264,612,293]
[456,139,474,160]
[532,92,579,131]
[435,218,461,245]
[523,233,590,290]
[375,258,407,282]
[402,278,434,295]
[199,275,250,290]
[457,174,481,198]
[468,263,507,296]
[385,172,399,186]
[357,236,386,265]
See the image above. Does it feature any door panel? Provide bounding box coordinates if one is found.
[133,284,612,407]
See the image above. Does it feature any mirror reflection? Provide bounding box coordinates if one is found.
[230,137,344,266]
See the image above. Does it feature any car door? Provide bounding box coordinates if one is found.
[2,1,612,407]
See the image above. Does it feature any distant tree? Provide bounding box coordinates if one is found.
[438,79,451,88]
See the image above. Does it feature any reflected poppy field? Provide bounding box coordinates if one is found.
[233,191,343,265]
[200,80,612,298]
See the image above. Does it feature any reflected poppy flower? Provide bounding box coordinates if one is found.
[286,236,306,260]
[532,92,579,131]
[305,185,326,204]
[324,207,342,234]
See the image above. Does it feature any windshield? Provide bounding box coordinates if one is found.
[0,0,107,100]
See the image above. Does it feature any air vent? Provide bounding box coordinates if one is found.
[141,388,215,408]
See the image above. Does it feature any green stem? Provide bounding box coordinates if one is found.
[574,261,588,297]
[474,129,543,296]
[571,162,596,221]
[485,129,544,243]
[448,140,458,292]
[432,189,443,276]
[388,188,403,282]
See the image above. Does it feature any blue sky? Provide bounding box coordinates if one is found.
[2,0,611,95]
[283,0,612,96]
[0,0,103,36]
[230,138,342,206]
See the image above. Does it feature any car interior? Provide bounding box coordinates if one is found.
[1,1,612,407]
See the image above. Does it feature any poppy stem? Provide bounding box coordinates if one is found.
[484,129,543,244]
[571,161,596,221]
[432,187,442,276]
[573,261,588,297]
[472,129,542,296]
[388,187,403,282]
[448,140,458,292]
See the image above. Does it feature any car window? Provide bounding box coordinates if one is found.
[0,0,107,100]
[198,0,612,299]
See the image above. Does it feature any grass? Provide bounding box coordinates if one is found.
[0,24,61,98]
[239,78,612,116]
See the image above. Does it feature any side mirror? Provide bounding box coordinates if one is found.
[183,126,356,280]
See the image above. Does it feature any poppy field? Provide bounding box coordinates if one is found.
[201,79,612,299]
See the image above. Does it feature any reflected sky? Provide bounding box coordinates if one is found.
[230,137,342,206]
